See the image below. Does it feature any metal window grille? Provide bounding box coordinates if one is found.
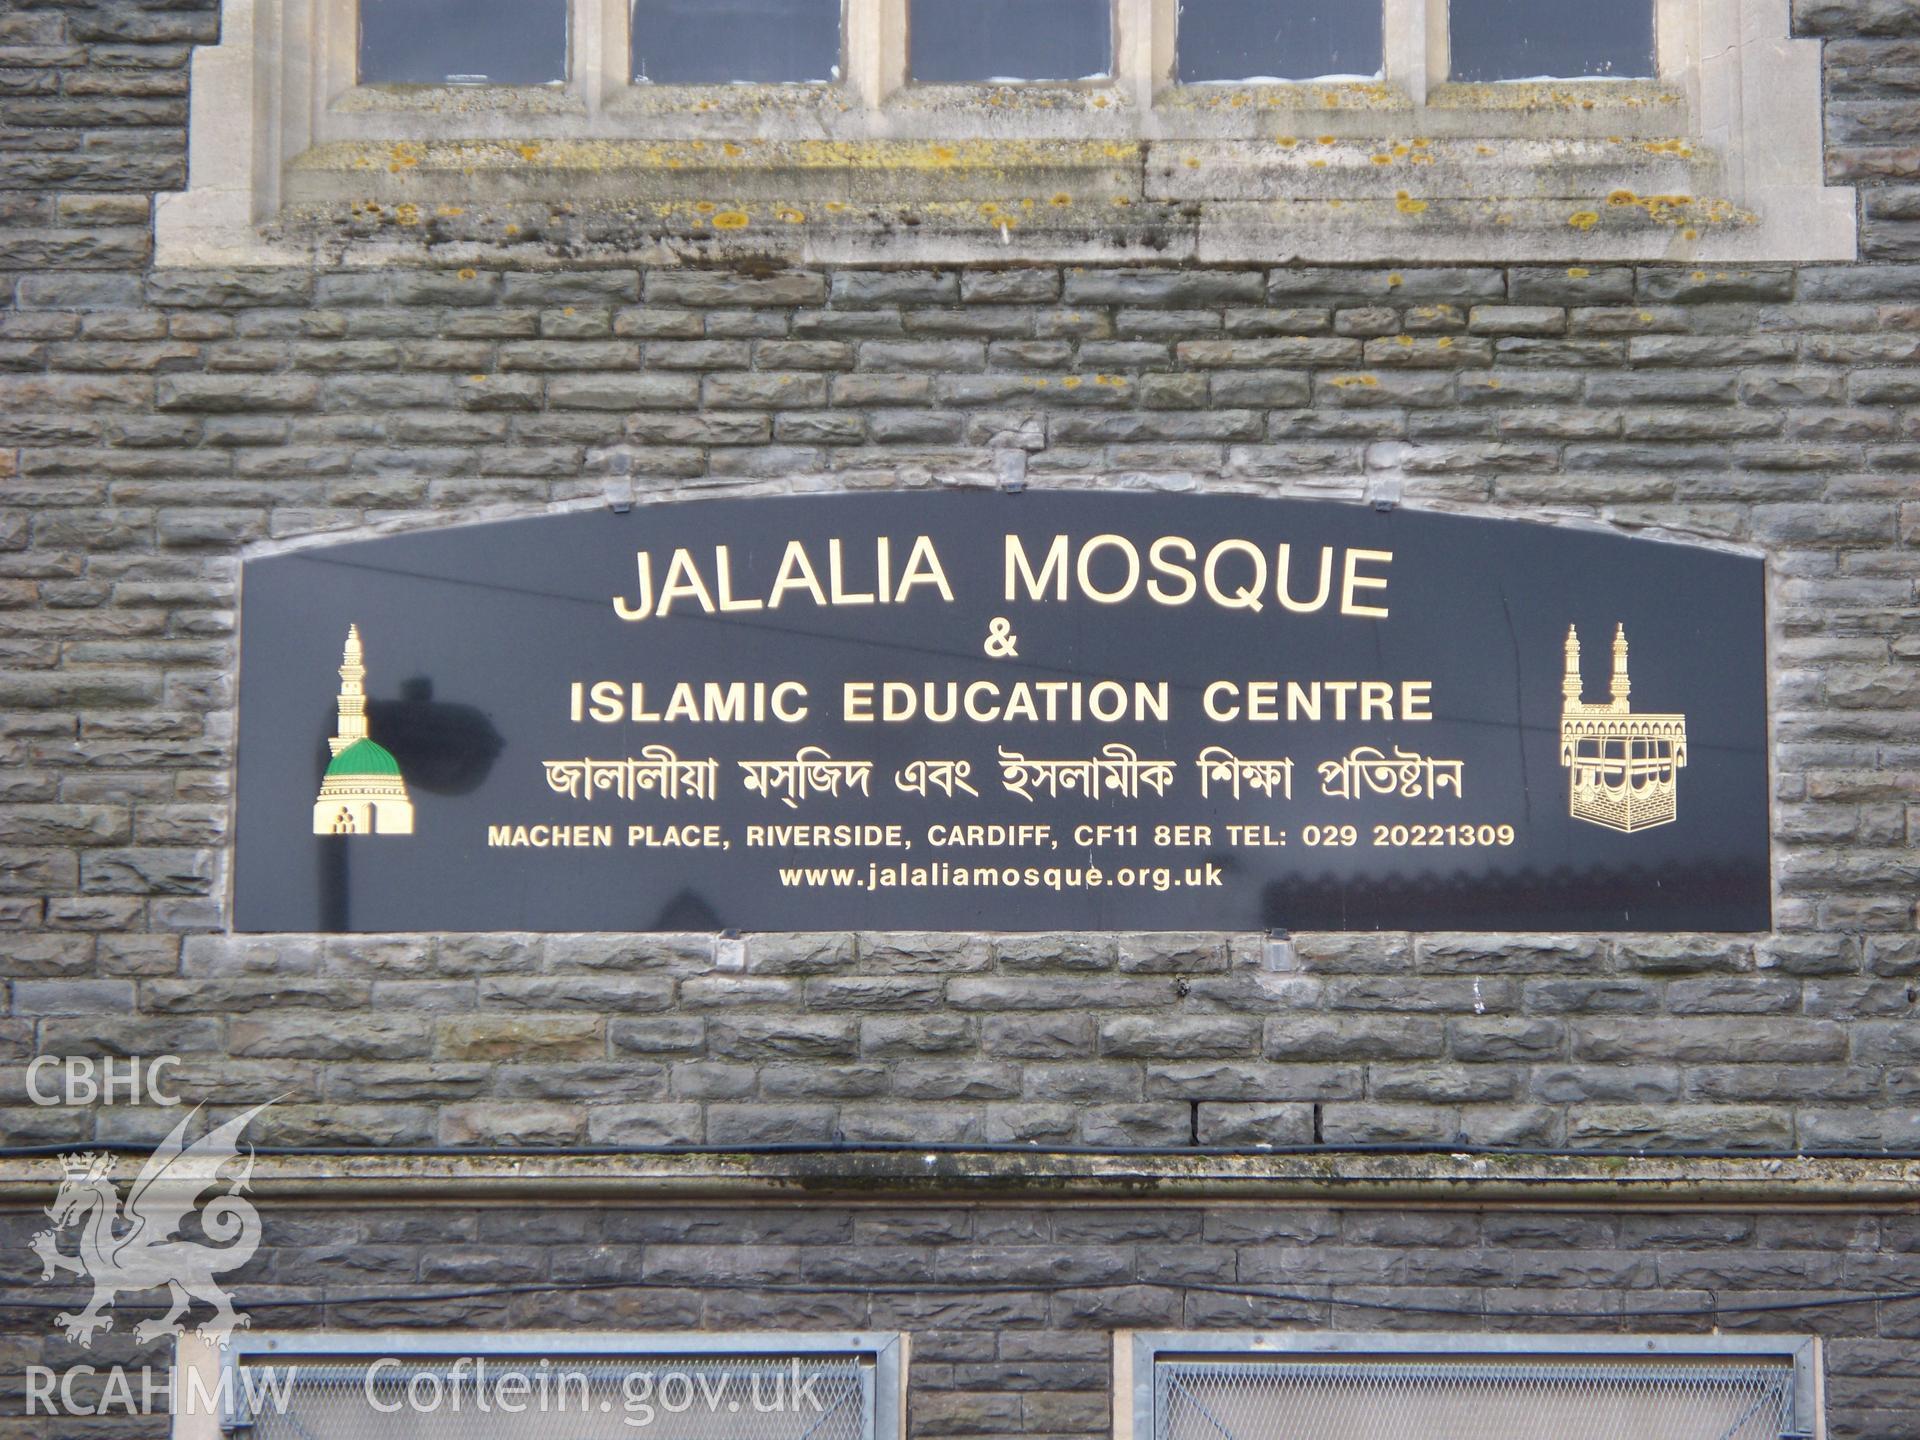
[214,1331,904,1440]
[1130,1333,1821,1440]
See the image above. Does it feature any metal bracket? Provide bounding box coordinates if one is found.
[1262,929,1296,972]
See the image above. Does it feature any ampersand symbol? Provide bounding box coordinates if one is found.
[984,617,1018,659]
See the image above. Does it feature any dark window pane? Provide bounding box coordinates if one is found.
[633,0,842,83]
[1450,0,1654,81]
[1178,0,1380,82]
[358,0,567,84]
[910,0,1111,82]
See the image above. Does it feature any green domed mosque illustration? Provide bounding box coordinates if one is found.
[312,625,415,836]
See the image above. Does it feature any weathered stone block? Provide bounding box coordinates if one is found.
[441,1101,585,1146]
[608,1017,706,1054]
[586,1103,705,1144]
[231,1014,433,1061]
[1078,1102,1191,1145]
[1265,1016,1446,1060]
[1567,1103,1794,1149]
[436,1016,604,1061]
[1099,1015,1260,1058]
[475,975,673,1012]
[645,271,825,307]
[1195,1101,1313,1145]
[708,1016,858,1060]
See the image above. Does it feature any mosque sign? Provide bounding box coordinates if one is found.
[233,492,1769,933]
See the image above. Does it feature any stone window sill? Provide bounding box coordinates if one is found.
[247,133,1846,266]
[333,83,587,117]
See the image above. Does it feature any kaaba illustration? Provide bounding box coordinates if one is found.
[1559,624,1688,833]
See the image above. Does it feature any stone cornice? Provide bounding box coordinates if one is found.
[4,1149,1918,1207]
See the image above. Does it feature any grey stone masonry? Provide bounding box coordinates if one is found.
[5,932,1918,1152]
[0,0,1918,1436]
[3,1200,1919,1439]
[0,0,1914,1161]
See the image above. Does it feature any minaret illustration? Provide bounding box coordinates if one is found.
[311,625,415,836]
[1558,624,1688,832]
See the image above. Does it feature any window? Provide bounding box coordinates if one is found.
[157,0,1855,265]
[174,1330,907,1440]
[1122,1331,1823,1440]
[633,0,844,85]
[358,0,570,86]
[910,0,1113,83]
[1177,1,1382,85]
[1448,0,1656,82]
[344,0,1668,92]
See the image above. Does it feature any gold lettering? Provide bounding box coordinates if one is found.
[1076,534,1139,604]
[1147,536,1198,604]
[897,535,954,603]
[771,681,808,722]
[1276,543,1333,613]
[1204,539,1266,612]
[1005,533,1070,601]
[656,548,717,616]
[589,681,624,723]
[663,685,700,722]
[613,552,654,620]
[1341,547,1393,618]
[714,545,764,612]
[828,538,875,605]
[769,541,828,608]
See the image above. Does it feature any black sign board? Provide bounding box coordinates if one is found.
[235,492,1769,932]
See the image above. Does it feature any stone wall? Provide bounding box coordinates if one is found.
[10,930,1920,1152]
[6,1200,1920,1437]
[5,249,1916,1153]
[1,0,1918,1436]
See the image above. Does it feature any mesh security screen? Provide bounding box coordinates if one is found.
[240,1354,872,1440]
[1156,1357,1801,1440]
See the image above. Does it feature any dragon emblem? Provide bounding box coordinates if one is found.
[29,1101,271,1348]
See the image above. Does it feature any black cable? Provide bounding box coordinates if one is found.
[6,1275,1915,1323]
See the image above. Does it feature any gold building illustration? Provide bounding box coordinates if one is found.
[1559,624,1687,833]
[312,624,415,836]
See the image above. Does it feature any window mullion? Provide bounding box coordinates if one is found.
[574,0,614,110]
[1147,0,1175,97]
[846,0,905,111]
[306,0,354,149]
[1114,0,1156,109]
[319,0,355,113]
[1381,0,1434,102]
[1655,0,1694,81]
